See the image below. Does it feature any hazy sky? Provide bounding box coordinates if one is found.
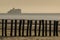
[0,0,60,13]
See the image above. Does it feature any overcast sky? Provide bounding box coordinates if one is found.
[0,0,60,13]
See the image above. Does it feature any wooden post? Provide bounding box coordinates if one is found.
[49,20,51,36]
[5,20,7,36]
[14,20,17,36]
[34,20,37,36]
[38,20,41,36]
[19,20,22,36]
[45,20,47,36]
[2,19,4,36]
[26,20,29,36]
[29,20,32,36]
[42,20,44,36]
[22,20,25,36]
[10,20,13,36]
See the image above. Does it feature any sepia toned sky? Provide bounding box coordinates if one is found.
[0,0,60,13]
